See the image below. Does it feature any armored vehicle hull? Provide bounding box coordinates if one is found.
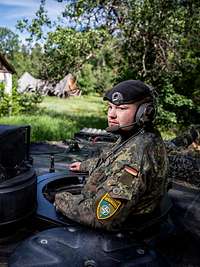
[0,126,199,266]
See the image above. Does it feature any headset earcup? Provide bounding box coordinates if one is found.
[135,103,155,125]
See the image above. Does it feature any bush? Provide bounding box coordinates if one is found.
[78,63,114,95]
[0,83,12,116]
[18,92,43,113]
[78,64,96,95]
[153,76,195,130]
[0,84,43,116]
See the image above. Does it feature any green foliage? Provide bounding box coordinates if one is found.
[0,96,107,141]
[0,27,20,58]
[8,0,200,130]
[0,27,44,79]
[0,83,11,116]
[39,25,119,93]
[41,27,113,81]
[11,44,44,79]
[0,114,76,141]
[17,0,51,42]
[93,66,114,94]
[78,64,114,95]
[78,64,96,95]
[18,92,43,113]
[62,0,200,127]
[0,83,43,117]
[155,78,195,127]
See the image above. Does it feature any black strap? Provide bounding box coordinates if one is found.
[95,128,144,169]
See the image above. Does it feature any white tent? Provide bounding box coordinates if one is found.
[17,72,41,93]
[17,72,81,97]
[17,72,54,95]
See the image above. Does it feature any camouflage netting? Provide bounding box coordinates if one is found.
[165,125,200,189]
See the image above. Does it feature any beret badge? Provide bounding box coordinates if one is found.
[112,92,123,105]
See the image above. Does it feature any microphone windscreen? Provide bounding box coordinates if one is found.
[106,122,137,132]
[106,125,120,132]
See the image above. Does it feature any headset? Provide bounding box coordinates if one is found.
[134,85,157,126]
[135,102,155,126]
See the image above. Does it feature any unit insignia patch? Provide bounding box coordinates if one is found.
[96,193,121,220]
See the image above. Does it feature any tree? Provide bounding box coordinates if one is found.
[60,0,200,127]
[16,0,200,128]
[0,27,20,58]
[41,26,119,79]
[12,43,44,78]
[17,0,51,42]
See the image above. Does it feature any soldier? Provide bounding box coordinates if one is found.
[54,80,168,231]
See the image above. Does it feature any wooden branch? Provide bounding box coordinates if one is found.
[142,36,147,77]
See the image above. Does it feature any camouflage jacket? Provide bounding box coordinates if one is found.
[55,128,168,231]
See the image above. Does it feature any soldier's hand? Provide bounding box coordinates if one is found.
[69,162,81,171]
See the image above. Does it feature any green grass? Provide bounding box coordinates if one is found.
[0,95,177,142]
[40,95,105,116]
[0,95,107,142]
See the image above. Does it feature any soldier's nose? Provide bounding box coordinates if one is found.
[108,108,117,118]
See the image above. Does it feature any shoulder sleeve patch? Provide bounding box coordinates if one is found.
[124,165,139,176]
[96,193,122,220]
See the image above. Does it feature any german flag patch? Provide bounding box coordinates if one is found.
[124,165,139,177]
[96,193,121,220]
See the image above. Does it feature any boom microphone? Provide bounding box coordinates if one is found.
[106,122,137,133]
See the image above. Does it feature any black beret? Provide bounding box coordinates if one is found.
[103,80,152,105]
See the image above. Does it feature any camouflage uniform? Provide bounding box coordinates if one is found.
[55,128,168,231]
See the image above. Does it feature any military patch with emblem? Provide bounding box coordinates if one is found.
[96,193,122,220]
[124,165,139,176]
